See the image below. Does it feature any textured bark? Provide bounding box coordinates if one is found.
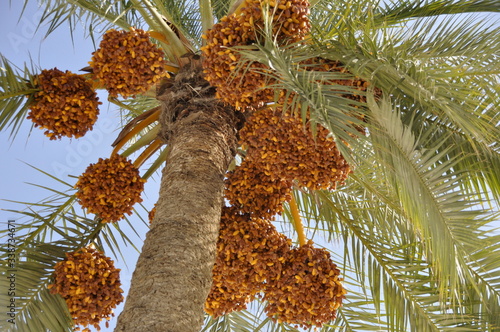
[115,61,239,332]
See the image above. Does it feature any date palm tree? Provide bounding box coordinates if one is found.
[1,0,499,331]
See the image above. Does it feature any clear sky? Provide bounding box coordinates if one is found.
[0,1,156,331]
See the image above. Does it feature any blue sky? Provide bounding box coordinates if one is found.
[0,1,156,331]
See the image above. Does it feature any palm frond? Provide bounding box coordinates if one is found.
[0,271,74,332]
[212,0,233,20]
[0,54,37,140]
[376,0,500,26]
[142,145,170,179]
[0,232,100,331]
[218,12,499,326]
[307,182,498,331]
[405,116,500,206]
[31,0,143,41]
[306,1,500,147]
[463,234,500,330]
[0,162,149,331]
[109,96,160,119]
[147,0,205,49]
[29,0,199,61]
[200,0,215,38]
[0,165,142,259]
[368,97,478,295]
[123,0,188,59]
[234,43,369,159]
[277,93,500,331]
[202,309,266,332]
[309,26,499,146]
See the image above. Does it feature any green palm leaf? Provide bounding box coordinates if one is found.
[376,0,500,25]
[0,165,142,259]
[0,55,37,140]
[0,234,97,331]
[31,0,141,39]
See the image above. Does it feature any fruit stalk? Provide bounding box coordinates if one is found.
[290,192,306,246]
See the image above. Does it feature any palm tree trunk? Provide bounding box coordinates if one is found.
[115,61,239,332]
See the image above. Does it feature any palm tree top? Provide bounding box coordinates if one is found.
[0,0,499,331]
